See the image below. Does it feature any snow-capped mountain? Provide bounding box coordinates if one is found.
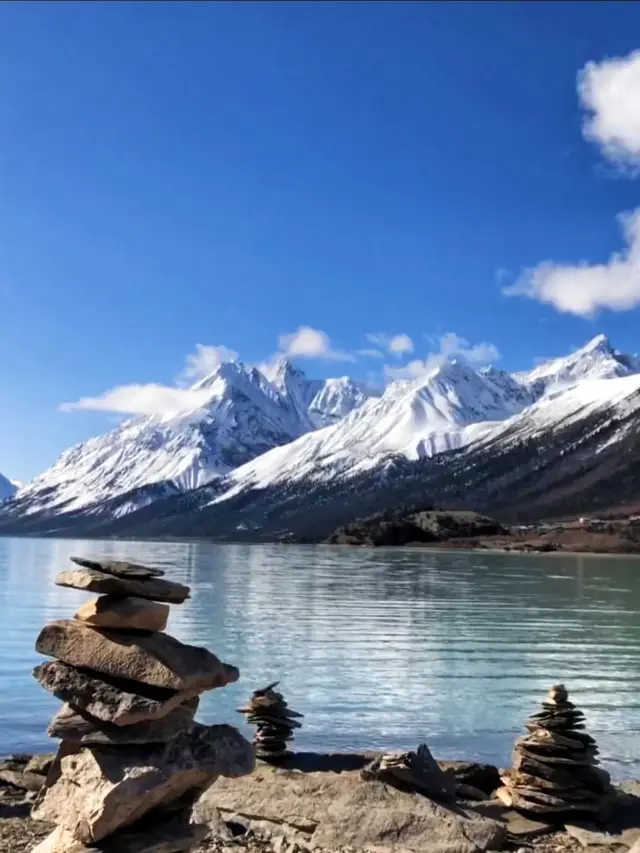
[2,334,639,536]
[191,335,640,503]
[9,359,374,519]
[0,474,17,501]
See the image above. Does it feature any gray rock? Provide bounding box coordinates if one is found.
[71,556,166,579]
[56,569,189,603]
[25,754,55,777]
[566,821,640,849]
[32,722,255,844]
[47,699,198,744]
[33,660,204,726]
[36,619,239,692]
[196,763,507,853]
[0,768,46,792]
[32,816,207,852]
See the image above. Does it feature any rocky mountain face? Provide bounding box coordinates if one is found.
[2,335,640,537]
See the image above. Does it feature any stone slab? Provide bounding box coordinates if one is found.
[194,763,507,853]
[32,723,255,844]
[74,596,170,631]
[36,619,237,691]
[33,660,205,726]
[56,569,189,604]
[48,699,198,745]
[71,556,166,579]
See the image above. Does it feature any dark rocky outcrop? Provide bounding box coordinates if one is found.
[325,508,508,547]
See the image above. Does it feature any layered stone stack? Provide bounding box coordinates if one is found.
[361,744,456,802]
[237,681,302,760]
[30,555,255,853]
[496,684,614,815]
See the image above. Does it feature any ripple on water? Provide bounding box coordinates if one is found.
[0,539,639,776]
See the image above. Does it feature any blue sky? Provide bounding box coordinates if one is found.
[2,1,640,480]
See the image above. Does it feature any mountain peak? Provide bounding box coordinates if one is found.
[579,333,614,354]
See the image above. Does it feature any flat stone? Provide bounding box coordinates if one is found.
[36,619,238,692]
[24,754,55,776]
[512,771,582,792]
[515,746,596,766]
[195,764,507,853]
[48,699,198,744]
[32,815,207,852]
[495,786,596,814]
[34,660,207,726]
[74,596,170,631]
[71,556,166,579]
[519,729,593,751]
[56,569,189,604]
[32,722,255,844]
[469,800,554,839]
[0,768,45,791]
[566,821,640,849]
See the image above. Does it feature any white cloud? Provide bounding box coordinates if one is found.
[388,333,414,356]
[384,332,500,381]
[356,348,385,359]
[278,326,355,361]
[579,50,640,169]
[438,332,500,363]
[180,343,238,383]
[60,384,211,417]
[61,342,238,417]
[504,208,640,317]
[366,332,414,357]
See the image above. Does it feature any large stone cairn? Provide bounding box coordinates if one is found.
[237,681,302,761]
[496,684,614,815]
[29,555,255,853]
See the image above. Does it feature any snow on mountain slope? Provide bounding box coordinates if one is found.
[12,359,373,517]
[204,336,640,506]
[263,356,374,427]
[514,334,636,393]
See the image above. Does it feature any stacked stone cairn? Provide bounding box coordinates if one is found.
[237,681,302,760]
[496,684,614,816]
[29,555,255,853]
[361,744,456,802]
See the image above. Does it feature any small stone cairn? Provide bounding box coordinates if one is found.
[29,555,255,853]
[496,684,614,815]
[237,681,302,760]
[361,743,456,802]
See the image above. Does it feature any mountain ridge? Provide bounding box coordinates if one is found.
[2,334,639,537]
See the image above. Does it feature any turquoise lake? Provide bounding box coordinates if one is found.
[1,538,639,778]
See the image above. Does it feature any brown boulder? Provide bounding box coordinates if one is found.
[47,699,198,745]
[74,596,170,632]
[33,660,204,726]
[56,569,189,604]
[32,723,255,843]
[36,620,238,692]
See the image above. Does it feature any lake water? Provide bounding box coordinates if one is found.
[1,538,639,778]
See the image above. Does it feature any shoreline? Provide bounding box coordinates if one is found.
[2,750,639,853]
